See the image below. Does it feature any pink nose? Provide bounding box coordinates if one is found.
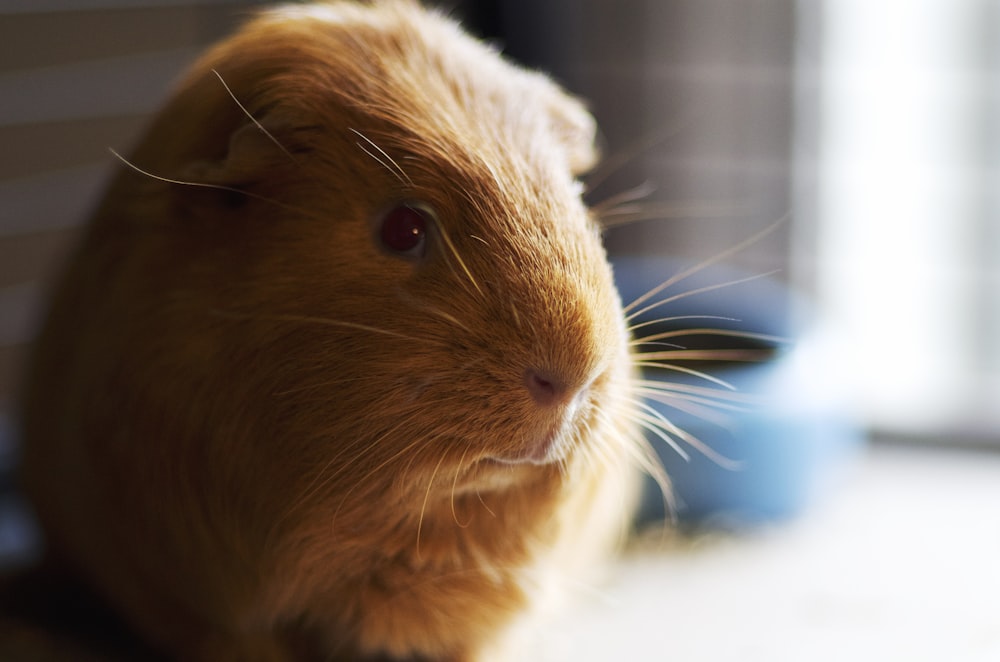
[524,369,566,406]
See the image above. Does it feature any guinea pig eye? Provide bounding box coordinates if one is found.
[378,204,431,258]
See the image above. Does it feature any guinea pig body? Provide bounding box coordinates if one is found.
[19,1,641,660]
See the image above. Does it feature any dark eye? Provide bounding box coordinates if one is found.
[378,204,431,258]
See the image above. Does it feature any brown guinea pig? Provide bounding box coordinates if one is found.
[18,1,646,660]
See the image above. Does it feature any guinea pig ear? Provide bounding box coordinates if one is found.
[180,120,292,189]
[545,89,600,176]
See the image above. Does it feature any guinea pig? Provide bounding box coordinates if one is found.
[18,1,651,660]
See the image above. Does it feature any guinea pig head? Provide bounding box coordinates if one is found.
[122,1,636,499]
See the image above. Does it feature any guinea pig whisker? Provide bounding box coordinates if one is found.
[630,327,788,348]
[583,118,692,194]
[415,452,449,562]
[598,201,745,231]
[638,383,754,427]
[210,310,443,345]
[634,340,686,351]
[329,431,431,531]
[632,361,735,390]
[435,223,484,297]
[579,427,621,481]
[636,348,773,363]
[589,180,657,215]
[349,128,414,187]
[450,447,474,529]
[291,418,415,520]
[636,384,754,414]
[308,416,437,531]
[638,392,740,429]
[109,149,294,210]
[628,314,739,335]
[625,270,780,324]
[211,69,297,163]
[408,302,474,335]
[611,415,676,519]
[475,488,497,518]
[630,400,688,462]
[632,399,742,470]
[635,379,759,404]
[622,216,787,317]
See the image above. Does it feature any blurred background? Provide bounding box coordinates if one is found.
[4,0,999,449]
[0,0,998,657]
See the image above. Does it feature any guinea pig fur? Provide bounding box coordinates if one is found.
[19,1,644,660]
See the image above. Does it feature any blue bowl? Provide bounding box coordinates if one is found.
[612,256,863,528]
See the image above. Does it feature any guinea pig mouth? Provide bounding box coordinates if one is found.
[486,414,579,466]
[487,432,560,466]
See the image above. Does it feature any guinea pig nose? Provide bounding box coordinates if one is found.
[524,368,568,406]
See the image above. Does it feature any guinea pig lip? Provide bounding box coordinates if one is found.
[482,428,566,467]
[481,454,556,468]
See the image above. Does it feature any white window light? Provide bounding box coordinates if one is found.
[807,0,998,438]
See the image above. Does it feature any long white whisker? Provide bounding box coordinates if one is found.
[589,181,657,214]
[636,385,753,414]
[599,202,745,230]
[211,68,296,162]
[629,314,740,335]
[632,361,736,390]
[639,392,740,428]
[635,399,743,470]
[109,149,304,214]
[630,407,689,462]
[623,437,677,525]
[584,115,697,193]
[635,348,773,363]
[631,327,786,348]
[590,399,674,511]
[354,141,406,185]
[349,127,413,186]
[626,270,782,323]
[635,379,759,403]
[622,216,787,316]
